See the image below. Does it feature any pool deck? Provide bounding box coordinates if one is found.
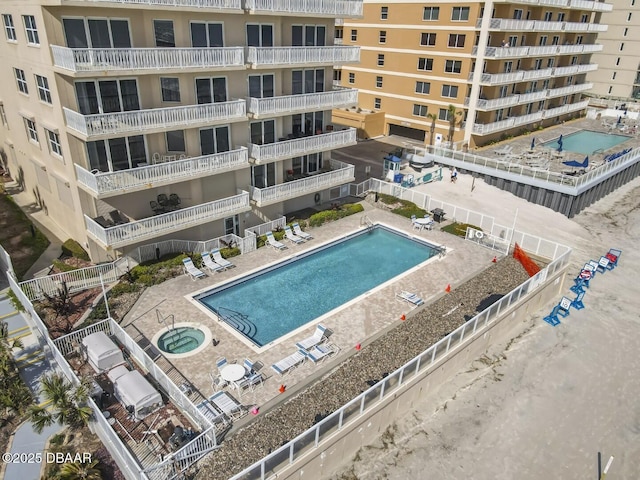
[121,205,496,417]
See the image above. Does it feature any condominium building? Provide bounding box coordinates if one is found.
[588,0,640,100]
[334,0,610,147]
[0,0,361,261]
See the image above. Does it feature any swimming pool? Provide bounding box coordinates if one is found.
[195,226,439,347]
[542,130,630,155]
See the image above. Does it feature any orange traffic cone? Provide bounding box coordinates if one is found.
[445,284,451,293]
[492,256,497,263]
[355,343,361,351]
[279,384,286,393]
[401,314,406,321]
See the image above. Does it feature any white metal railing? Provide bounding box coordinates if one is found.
[544,100,589,118]
[244,216,286,236]
[85,191,250,248]
[63,100,246,138]
[480,18,605,32]
[51,46,245,73]
[246,46,360,66]
[247,89,357,117]
[77,0,243,8]
[494,0,612,11]
[477,43,603,58]
[522,68,553,81]
[249,128,356,163]
[472,111,544,135]
[243,0,363,17]
[519,90,548,103]
[546,83,593,98]
[473,96,519,110]
[75,148,249,197]
[251,159,354,205]
[0,243,14,279]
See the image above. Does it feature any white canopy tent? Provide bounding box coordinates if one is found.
[82,331,124,373]
[111,368,163,420]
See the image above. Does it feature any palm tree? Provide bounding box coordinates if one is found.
[58,459,103,480]
[426,113,438,146]
[446,104,464,146]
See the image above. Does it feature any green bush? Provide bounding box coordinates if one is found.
[375,194,428,219]
[308,203,364,227]
[220,247,240,259]
[52,259,80,272]
[61,239,90,261]
[7,289,25,312]
[109,282,139,297]
[441,222,482,238]
[128,252,189,285]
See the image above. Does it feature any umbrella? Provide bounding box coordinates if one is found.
[530,137,536,150]
[617,116,622,124]
[557,144,563,153]
[558,134,563,145]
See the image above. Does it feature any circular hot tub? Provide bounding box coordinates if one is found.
[152,323,212,358]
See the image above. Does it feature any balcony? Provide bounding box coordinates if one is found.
[472,112,544,135]
[251,159,354,206]
[249,128,357,164]
[467,90,548,111]
[63,100,246,140]
[51,46,245,76]
[246,46,360,67]
[543,100,589,118]
[243,0,363,17]
[477,18,607,33]
[546,83,593,99]
[492,0,612,12]
[472,68,552,85]
[552,63,598,76]
[247,88,357,118]
[61,0,244,11]
[75,147,249,199]
[85,191,251,249]
[475,43,603,58]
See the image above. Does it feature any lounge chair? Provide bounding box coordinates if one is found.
[211,249,234,269]
[271,350,306,376]
[292,222,313,240]
[494,145,513,156]
[284,226,304,244]
[182,258,206,280]
[266,231,287,250]
[295,324,328,350]
[209,372,228,392]
[396,291,424,307]
[302,343,338,364]
[208,391,244,419]
[234,371,263,392]
[202,252,224,273]
[109,210,129,225]
[196,399,227,425]
[215,357,228,372]
[94,215,114,228]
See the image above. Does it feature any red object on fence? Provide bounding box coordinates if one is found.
[513,243,541,277]
[445,284,451,293]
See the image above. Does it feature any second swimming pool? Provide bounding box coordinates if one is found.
[195,226,439,347]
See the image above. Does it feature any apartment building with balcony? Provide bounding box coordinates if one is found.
[0,0,362,260]
[587,0,640,100]
[335,0,610,147]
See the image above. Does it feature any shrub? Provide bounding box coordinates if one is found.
[441,222,482,238]
[375,194,428,219]
[308,203,364,227]
[52,259,80,272]
[7,289,25,312]
[220,247,240,259]
[109,282,139,297]
[61,239,90,261]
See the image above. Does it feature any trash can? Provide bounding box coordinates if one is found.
[393,173,403,183]
[432,208,445,223]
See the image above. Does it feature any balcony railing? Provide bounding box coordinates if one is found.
[475,43,603,58]
[251,159,354,206]
[467,89,549,111]
[246,46,360,67]
[51,46,245,74]
[493,0,612,12]
[552,63,598,76]
[473,112,544,135]
[546,83,593,98]
[75,147,249,198]
[543,100,589,118]
[63,100,246,139]
[243,0,363,17]
[85,191,250,249]
[66,0,243,9]
[478,18,607,33]
[472,68,551,85]
[249,128,357,163]
[247,88,357,118]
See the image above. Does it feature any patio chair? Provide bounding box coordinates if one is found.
[295,324,328,351]
[234,371,263,392]
[209,372,228,392]
[168,193,181,210]
[302,343,338,364]
[157,193,171,211]
[410,215,420,230]
[395,291,424,307]
[150,200,164,215]
[208,391,244,419]
[196,399,228,426]
[202,252,225,273]
[271,350,306,376]
[94,216,114,228]
[266,231,287,250]
[211,249,234,269]
[182,258,206,280]
[292,222,313,240]
[109,210,129,225]
[215,357,228,372]
[284,226,304,244]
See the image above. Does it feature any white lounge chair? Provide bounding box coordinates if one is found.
[271,350,306,376]
[284,226,304,244]
[292,222,313,240]
[202,252,224,273]
[396,291,424,307]
[208,391,244,419]
[494,145,513,156]
[303,343,338,364]
[266,231,287,250]
[211,249,234,269]
[182,258,206,280]
[295,324,328,350]
[196,399,228,425]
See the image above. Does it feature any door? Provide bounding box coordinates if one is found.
[199,126,230,155]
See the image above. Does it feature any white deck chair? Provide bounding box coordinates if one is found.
[302,343,338,364]
[396,291,424,307]
[208,391,244,419]
[266,231,287,250]
[211,249,234,269]
[292,222,313,240]
[196,400,228,426]
[295,324,328,350]
[182,258,206,280]
[202,252,224,273]
[494,145,513,156]
[271,350,306,376]
[284,226,304,244]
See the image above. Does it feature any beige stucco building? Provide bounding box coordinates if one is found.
[0,0,362,261]
[335,0,610,147]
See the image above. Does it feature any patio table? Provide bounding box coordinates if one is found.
[220,364,246,383]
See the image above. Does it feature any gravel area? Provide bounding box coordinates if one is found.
[197,256,531,479]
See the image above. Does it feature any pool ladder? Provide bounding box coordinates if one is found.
[157,309,175,331]
[214,306,257,339]
[361,215,374,233]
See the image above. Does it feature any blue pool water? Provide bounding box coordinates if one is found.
[196,227,438,346]
[542,130,630,155]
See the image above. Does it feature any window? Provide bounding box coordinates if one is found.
[509,35,517,47]
[441,84,458,98]
[418,57,433,71]
[421,33,436,46]
[576,35,583,45]
[196,77,227,103]
[423,7,439,21]
[374,97,381,109]
[292,25,326,46]
[23,15,39,45]
[513,9,523,20]
[547,58,554,68]
[292,69,323,94]
[612,72,617,80]
[348,72,355,84]
[544,11,552,21]
[451,7,470,21]
[377,54,385,66]
[76,79,140,114]
[571,56,578,65]
[381,6,388,19]
[154,20,175,47]
[445,60,462,73]
[608,86,613,94]
[166,130,185,152]
[627,12,632,21]
[448,34,465,48]
[379,30,386,43]
[351,29,357,41]
[413,104,428,117]
[616,57,620,66]
[557,12,565,21]
[250,73,275,97]
[14,68,28,94]
[0,105,7,127]
[534,58,542,69]
[160,78,180,102]
[25,118,38,143]
[335,28,343,40]
[333,70,341,82]
[504,61,513,73]
[438,108,449,121]
[552,35,559,46]
[539,36,547,46]
[415,81,430,94]
[3,14,16,41]
[375,76,383,88]
[193,22,224,47]
[35,75,52,103]
[581,14,589,23]
[87,135,147,172]
[46,130,63,157]
[62,18,131,48]
[200,125,230,154]
[624,27,628,36]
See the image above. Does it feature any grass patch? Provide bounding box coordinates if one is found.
[376,193,428,219]
[441,222,482,238]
